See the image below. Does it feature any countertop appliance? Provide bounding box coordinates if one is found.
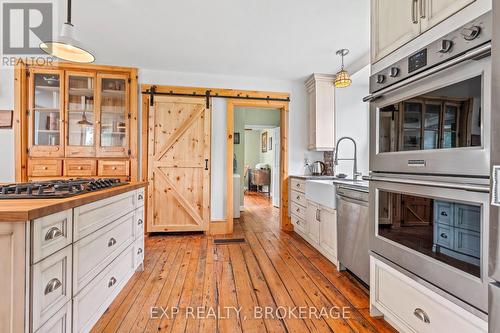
[366,12,492,177]
[489,2,500,332]
[337,184,370,285]
[310,161,326,176]
[366,12,492,317]
[0,178,125,199]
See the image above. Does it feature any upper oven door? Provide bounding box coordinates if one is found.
[370,54,491,177]
[369,176,490,312]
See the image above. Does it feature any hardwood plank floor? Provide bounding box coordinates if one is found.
[92,192,396,333]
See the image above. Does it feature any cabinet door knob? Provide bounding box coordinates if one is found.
[78,166,83,170]
[45,226,63,241]
[42,166,48,170]
[44,278,62,295]
[108,237,117,247]
[138,194,144,200]
[108,277,117,288]
[413,308,430,323]
[112,166,117,170]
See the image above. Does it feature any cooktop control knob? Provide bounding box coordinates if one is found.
[389,67,400,78]
[461,26,481,41]
[376,74,386,84]
[438,39,454,53]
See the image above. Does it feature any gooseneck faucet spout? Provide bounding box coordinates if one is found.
[334,136,361,180]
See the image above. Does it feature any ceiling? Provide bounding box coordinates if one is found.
[68,0,370,80]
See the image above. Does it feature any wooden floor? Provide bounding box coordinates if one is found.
[92,192,396,333]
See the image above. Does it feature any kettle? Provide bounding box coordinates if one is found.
[310,161,326,176]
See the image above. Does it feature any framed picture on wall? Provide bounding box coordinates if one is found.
[269,137,272,150]
[234,132,240,144]
[261,132,268,152]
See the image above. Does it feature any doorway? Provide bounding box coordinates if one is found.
[233,107,281,214]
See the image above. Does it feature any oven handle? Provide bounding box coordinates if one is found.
[363,175,490,193]
[363,42,491,103]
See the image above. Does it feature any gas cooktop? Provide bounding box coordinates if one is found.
[0,178,127,199]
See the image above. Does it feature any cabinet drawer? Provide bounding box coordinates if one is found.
[134,207,145,239]
[29,159,63,177]
[98,160,130,177]
[32,210,73,264]
[290,178,305,193]
[434,201,453,226]
[135,187,145,208]
[64,159,96,177]
[74,190,135,241]
[291,214,307,234]
[291,202,306,220]
[73,244,135,333]
[434,223,452,249]
[134,236,145,270]
[371,257,487,333]
[291,190,306,207]
[74,212,135,294]
[32,246,72,331]
[35,301,71,333]
[454,204,481,232]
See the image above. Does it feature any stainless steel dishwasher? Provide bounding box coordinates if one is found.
[337,184,370,285]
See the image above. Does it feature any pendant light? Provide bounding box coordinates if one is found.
[77,110,93,126]
[334,49,352,88]
[40,0,95,63]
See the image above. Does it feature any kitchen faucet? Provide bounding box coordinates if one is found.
[334,136,361,180]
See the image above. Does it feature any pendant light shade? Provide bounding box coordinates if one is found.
[334,49,351,88]
[77,111,93,126]
[40,0,94,63]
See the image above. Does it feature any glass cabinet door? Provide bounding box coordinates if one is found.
[401,101,423,151]
[443,103,460,148]
[65,72,96,157]
[28,69,65,157]
[97,73,129,157]
[423,102,441,150]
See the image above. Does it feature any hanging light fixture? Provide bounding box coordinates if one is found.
[334,49,352,88]
[77,110,93,126]
[40,0,95,63]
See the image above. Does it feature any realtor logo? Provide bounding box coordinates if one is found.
[2,1,52,55]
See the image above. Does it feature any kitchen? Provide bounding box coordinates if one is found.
[0,0,498,332]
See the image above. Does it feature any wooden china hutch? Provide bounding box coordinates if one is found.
[14,61,139,182]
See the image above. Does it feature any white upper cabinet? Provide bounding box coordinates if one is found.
[420,0,476,32]
[371,0,420,62]
[305,74,335,151]
[371,0,477,63]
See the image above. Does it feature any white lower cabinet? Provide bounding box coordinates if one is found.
[35,301,72,333]
[297,200,338,266]
[370,256,487,333]
[73,245,135,333]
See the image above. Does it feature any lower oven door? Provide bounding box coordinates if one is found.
[369,49,491,177]
[369,175,490,313]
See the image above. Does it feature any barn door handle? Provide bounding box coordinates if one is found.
[205,159,209,171]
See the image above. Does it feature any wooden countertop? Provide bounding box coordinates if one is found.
[0,182,147,222]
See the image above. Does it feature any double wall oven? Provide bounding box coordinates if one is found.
[365,12,491,315]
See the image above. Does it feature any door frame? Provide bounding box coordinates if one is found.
[221,99,290,234]
[141,85,291,235]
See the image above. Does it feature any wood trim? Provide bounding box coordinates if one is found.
[17,59,137,74]
[14,63,27,182]
[129,68,139,182]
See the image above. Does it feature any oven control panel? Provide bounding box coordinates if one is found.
[369,12,491,94]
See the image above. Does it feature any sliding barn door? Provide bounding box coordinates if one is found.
[147,96,210,232]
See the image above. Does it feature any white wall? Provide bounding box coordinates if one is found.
[0,68,15,183]
[334,65,370,177]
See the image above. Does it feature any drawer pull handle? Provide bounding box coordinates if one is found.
[112,166,117,170]
[296,195,300,200]
[138,219,143,225]
[413,308,430,323]
[108,277,117,288]
[42,166,48,170]
[296,183,300,187]
[296,208,300,212]
[44,278,62,295]
[108,238,117,247]
[440,233,448,239]
[45,226,63,241]
[137,248,143,255]
[441,211,448,217]
[138,194,144,200]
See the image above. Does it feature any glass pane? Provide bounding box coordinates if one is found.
[424,130,439,150]
[377,190,481,277]
[100,78,126,147]
[403,102,422,129]
[444,105,458,131]
[424,103,441,130]
[68,75,94,146]
[33,73,61,146]
[443,131,457,148]
[402,129,421,151]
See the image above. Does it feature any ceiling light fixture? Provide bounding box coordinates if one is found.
[334,49,351,88]
[40,0,95,63]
